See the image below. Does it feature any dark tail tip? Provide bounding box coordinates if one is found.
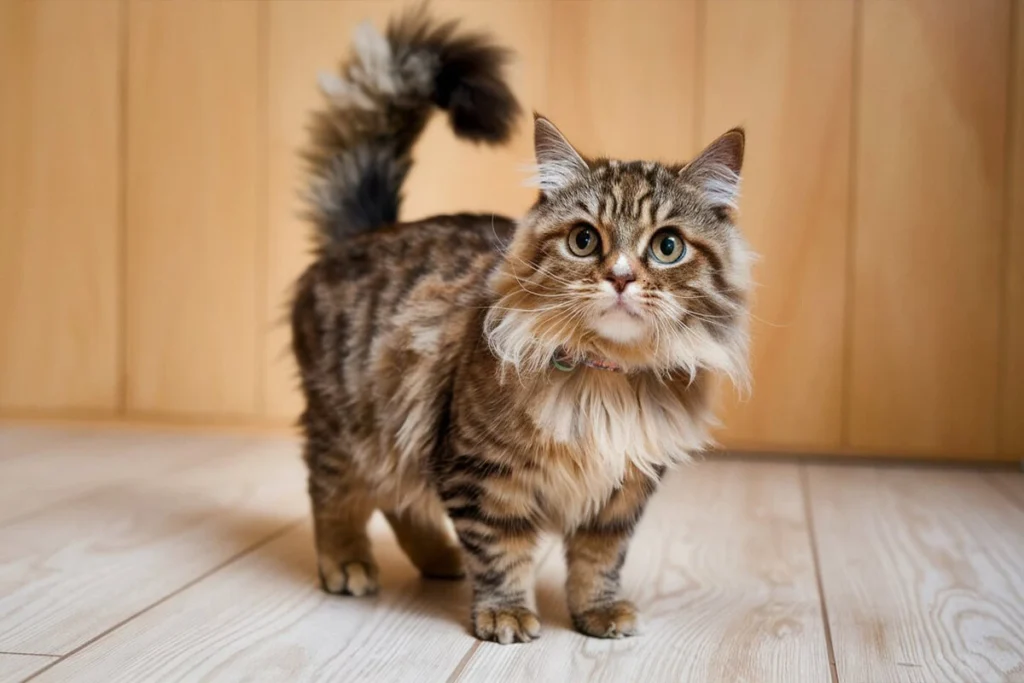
[389,9,521,144]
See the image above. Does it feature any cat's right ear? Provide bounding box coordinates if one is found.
[531,114,589,194]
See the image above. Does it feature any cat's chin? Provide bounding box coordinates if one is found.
[589,308,648,344]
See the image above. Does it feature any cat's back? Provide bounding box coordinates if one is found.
[291,212,515,392]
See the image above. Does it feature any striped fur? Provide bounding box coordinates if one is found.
[291,11,752,644]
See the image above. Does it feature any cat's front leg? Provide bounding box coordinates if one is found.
[439,469,541,644]
[564,465,662,638]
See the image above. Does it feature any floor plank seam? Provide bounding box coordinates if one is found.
[0,652,59,659]
[19,518,304,682]
[799,464,840,683]
[444,642,482,683]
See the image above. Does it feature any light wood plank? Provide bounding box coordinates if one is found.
[849,0,1011,456]
[264,0,550,419]
[126,0,262,417]
[808,465,1024,682]
[0,0,121,412]
[0,654,56,683]
[30,519,476,682]
[0,427,73,461]
[985,470,1024,510]
[546,0,696,161]
[0,438,306,654]
[703,0,854,451]
[1002,0,1024,458]
[0,430,249,525]
[457,462,830,683]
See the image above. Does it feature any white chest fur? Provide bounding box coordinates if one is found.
[525,371,712,529]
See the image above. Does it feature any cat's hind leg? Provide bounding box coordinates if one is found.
[384,502,465,580]
[305,435,378,596]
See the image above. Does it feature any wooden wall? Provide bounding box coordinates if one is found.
[0,0,1021,461]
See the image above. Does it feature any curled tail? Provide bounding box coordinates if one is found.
[305,8,521,244]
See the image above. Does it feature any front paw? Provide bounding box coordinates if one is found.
[473,605,541,644]
[318,557,379,597]
[572,600,639,638]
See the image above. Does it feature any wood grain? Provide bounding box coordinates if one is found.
[0,0,121,412]
[263,0,550,419]
[547,0,696,161]
[29,519,476,682]
[457,461,830,683]
[0,431,254,525]
[0,427,72,461]
[0,654,56,683]
[1002,0,1024,459]
[702,0,854,451]
[848,0,1011,456]
[125,0,263,417]
[0,438,306,654]
[985,470,1024,510]
[807,464,1024,682]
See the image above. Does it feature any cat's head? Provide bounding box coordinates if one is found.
[485,115,752,384]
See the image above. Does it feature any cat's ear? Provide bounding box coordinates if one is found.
[532,114,589,194]
[680,127,745,213]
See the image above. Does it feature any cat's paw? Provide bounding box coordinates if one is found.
[473,605,541,644]
[572,600,639,638]
[318,557,379,597]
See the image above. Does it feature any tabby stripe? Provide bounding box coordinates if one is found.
[445,453,514,479]
[439,481,485,503]
[685,236,730,292]
[577,516,640,537]
[447,504,535,535]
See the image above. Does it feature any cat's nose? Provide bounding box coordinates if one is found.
[606,272,636,294]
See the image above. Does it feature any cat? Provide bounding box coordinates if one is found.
[291,8,751,644]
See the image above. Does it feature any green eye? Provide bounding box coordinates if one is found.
[648,228,687,264]
[567,223,601,257]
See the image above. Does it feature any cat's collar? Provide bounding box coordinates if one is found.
[551,348,624,373]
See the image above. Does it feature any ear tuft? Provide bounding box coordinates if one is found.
[530,114,589,194]
[681,127,745,213]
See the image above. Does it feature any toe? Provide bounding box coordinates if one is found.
[319,556,378,596]
[573,600,640,639]
[473,606,541,644]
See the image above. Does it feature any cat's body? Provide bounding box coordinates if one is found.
[292,9,751,644]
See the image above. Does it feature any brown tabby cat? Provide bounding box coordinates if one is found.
[292,9,751,644]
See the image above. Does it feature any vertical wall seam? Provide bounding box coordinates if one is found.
[840,0,864,451]
[117,0,130,416]
[254,1,270,418]
[693,0,706,151]
[996,0,1021,458]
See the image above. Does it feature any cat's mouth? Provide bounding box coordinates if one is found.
[590,304,648,343]
[601,293,644,319]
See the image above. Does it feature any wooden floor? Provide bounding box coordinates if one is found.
[0,428,1023,683]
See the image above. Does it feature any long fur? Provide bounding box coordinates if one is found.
[304,7,520,244]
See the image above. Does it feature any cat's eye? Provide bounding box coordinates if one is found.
[648,228,687,265]
[567,223,601,257]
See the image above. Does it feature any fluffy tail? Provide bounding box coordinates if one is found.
[304,8,521,244]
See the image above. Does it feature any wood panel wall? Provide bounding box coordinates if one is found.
[0,0,1021,461]
[0,0,121,413]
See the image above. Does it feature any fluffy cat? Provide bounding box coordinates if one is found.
[292,8,751,644]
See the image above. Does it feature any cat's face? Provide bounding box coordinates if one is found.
[486,117,752,383]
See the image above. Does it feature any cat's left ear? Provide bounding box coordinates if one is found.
[680,127,745,214]
[532,114,589,194]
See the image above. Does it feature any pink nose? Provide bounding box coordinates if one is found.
[606,272,636,293]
